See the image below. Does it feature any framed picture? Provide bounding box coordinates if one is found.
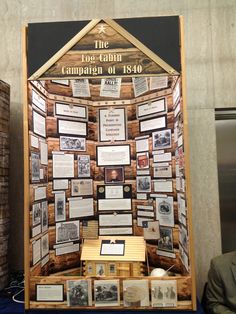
[56,220,80,244]
[32,90,46,113]
[41,201,48,232]
[58,119,87,137]
[95,264,106,277]
[60,136,86,151]
[136,176,151,193]
[104,167,124,184]
[55,102,87,120]
[71,179,93,196]
[94,279,120,307]
[137,98,167,119]
[31,152,40,182]
[155,196,174,227]
[99,107,126,142]
[78,155,90,177]
[152,129,172,150]
[151,280,177,307]
[69,198,94,218]
[32,202,41,226]
[140,115,167,133]
[123,279,149,307]
[96,145,131,167]
[158,226,174,252]
[32,110,46,138]
[67,280,92,307]
[136,152,149,170]
[41,233,49,258]
[54,191,66,222]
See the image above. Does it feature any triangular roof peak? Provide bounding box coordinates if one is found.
[29,18,178,80]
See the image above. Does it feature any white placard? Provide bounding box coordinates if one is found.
[137,210,155,218]
[99,108,126,141]
[136,193,147,200]
[32,239,41,265]
[56,220,80,244]
[100,78,121,98]
[53,179,69,190]
[34,186,46,201]
[71,79,90,97]
[58,119,87,136]
[69,198,94,218]
[151,280,177,307]
[32,224,41,238]
[137,98,166,119]
[40,141,48,165]
[156,250,176,259]
[55,102,87,119]
[140,116,166,132]
[132,77,148,97]
[53,153,74,178]
[33,111,46,138]
[30,134,39,148]
[36,285,64,302]
[99,213,132,226]
[51,79,69,86]
[154,180,173,192]
[32,90,46,112]
[153,152,172,163]
[97,145,130,166]
[99,227,133,236]
[105,185,123,199]
[39,169,44,180]
[101,242,125,255]
[56,243,80,256]
[98,199,131,211]
[135,137,149,153]
[150,76,168,90]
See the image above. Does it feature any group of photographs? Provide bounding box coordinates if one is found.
[36,278,177,308]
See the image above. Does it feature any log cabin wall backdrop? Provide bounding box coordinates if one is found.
[23,17,196,310]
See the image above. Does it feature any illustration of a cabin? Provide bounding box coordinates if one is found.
[81,236,146,277]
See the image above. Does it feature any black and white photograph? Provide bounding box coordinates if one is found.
[41,233,49,258]
[78,155,90,177]
[152,129,172,150]
[67,280,92,307]
[60,136,86,151]
[56,220,80,244]
[95,264,106,276]
[71,179,93,196]
[32,203,41,226]
[104,167,124,184]
[31,152,40,182]
[158,226,174,252]
[41,201,48,232]
[136,176,151,193]
[155,196,174,227]
[94,279,120,307]
[55,191,66,222]
[151,280,177,307]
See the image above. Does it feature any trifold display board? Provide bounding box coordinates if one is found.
[23,16,196,311]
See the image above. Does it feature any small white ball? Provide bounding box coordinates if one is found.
[150,268,167,277]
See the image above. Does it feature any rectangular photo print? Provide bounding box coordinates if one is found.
[158,226,174,252]
[56,220,80,244]
[123,280,149,307]
[104,167,124,184]
[71,179,93,196]
[67,280,92,307]
[78,155,90,177]
[152,129,172,150]
[60,136,86,151]
[151,280,177,307]
[94,279,120,307]
[136,176,151,193]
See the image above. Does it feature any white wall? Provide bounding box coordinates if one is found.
[1,0,235,298]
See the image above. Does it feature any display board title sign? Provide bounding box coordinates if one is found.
[35,20,177,80]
